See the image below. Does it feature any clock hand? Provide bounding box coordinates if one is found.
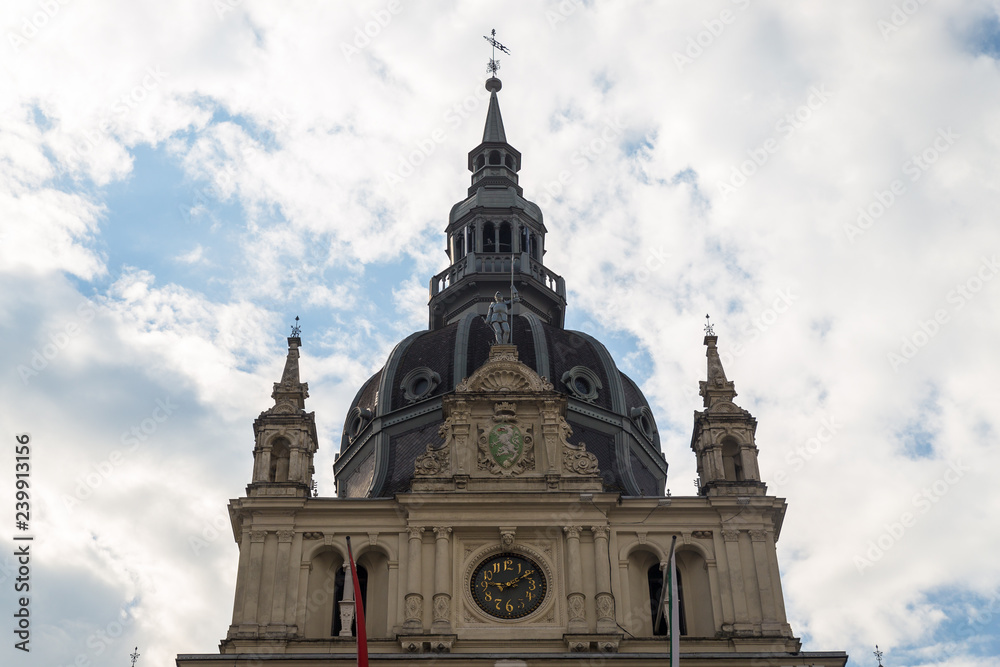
[504,569,535,587]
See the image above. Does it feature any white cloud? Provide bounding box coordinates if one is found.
[4,1,1000,665]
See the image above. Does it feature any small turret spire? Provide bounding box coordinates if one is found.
[250,323,319,496]
[272,321,308,412]
[690,323,765,496]
[700,329,736,409]
[482,78,507,143]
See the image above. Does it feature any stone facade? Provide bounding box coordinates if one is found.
[177,75,848,667]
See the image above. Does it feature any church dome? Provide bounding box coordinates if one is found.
[333,77,667,500]
[335,313,666,498]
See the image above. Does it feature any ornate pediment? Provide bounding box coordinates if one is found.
[411,347,602,493]
[456,345,554,394]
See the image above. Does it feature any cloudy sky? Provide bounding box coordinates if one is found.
[2,1,1000,666]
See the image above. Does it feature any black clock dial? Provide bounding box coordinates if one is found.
[470,552,547,619]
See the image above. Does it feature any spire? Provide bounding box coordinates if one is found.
[699,334,736,409]
[271,333,308,412]
[482,77,507,143]
[690,325,765,496]
[427,65,567,332]
[249,322,318,497]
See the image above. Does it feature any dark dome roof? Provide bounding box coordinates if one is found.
[334,313,667,499]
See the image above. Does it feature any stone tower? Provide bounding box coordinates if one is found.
[177,75,848,667]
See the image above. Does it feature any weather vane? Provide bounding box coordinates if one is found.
[483,28,510,76]
[873,645,884,667]
[704,314,715,336]
[290,315,301,337]
[130,647,140,667]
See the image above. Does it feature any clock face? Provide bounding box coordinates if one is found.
[470,552,547,619]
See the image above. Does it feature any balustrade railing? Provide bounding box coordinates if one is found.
[430,252,565,299]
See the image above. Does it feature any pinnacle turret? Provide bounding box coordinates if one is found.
[699,334,737,409]
[690,329,765,496]
[248,326,318,497]
[269,335,308,413]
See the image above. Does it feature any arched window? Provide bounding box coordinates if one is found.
[504,154,514,169]
[676,550,715,636]
[489,150,501,165]
[357,550,389,637]
[475,154,485,170]
[647,563,687,636]
[304,550,342,638]
[454,230,465,260]
[722,437,743,481]
[483,221,496,252]
[269,438,290,482]
[498,222,512,252]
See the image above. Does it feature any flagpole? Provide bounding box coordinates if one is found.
[654,535,679,667]
[345,536,369,667]
[667,535,680,667]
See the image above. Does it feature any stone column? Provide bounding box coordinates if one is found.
[339,562,355,637]
[231,527,252,627]
[433,526,453,633]
[591,526,615,632]
[722,529,750,628]
[270,530,295,629]
[242,530,268,626]
[750,529,779,631]
[403,527,424,631]
[564,526,587,632]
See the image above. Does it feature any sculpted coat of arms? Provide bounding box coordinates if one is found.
[478,402,534,476]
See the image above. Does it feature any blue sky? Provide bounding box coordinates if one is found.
[3,1,1000,666]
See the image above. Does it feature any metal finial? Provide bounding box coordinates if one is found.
[130,647,140,667]
[290,316,301,337]
[484,28,510,75]
[704,314,715,336]
[873,645,884,667]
